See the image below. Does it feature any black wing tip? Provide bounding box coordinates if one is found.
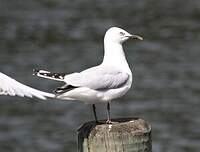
[54,88,64,93]
[33,69,39,75]
[54,85,78,94]
[32,69,51,76]
[32,69,66,81]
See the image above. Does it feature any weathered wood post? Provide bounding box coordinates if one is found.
[77,118,152,152]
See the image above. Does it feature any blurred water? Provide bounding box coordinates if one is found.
[0,0,200,152]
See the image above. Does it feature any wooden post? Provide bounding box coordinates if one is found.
[77,118,152,152]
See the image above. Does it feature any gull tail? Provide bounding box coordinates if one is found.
[33,69,66,82]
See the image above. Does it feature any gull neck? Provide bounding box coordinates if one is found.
[102,41,130,71]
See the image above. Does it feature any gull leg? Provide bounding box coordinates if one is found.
[106,102,112,124]
[92,104,98,123]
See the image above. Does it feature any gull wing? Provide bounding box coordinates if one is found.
[64,66,130,90]
[0,72,55,100]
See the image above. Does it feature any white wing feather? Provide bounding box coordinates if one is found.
[0,72,55,100]
[64,66,129,90]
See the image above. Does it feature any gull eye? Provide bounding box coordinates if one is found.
[120,32,125,36]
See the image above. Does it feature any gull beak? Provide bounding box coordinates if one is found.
[129,34,143,40]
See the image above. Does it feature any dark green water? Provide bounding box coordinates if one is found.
[0,0,200,151]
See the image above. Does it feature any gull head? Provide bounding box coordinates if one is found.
[104,27,143,44]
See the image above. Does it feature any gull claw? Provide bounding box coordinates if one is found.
[106,119,113,124]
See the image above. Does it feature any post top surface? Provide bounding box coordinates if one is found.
[78,118,151,138]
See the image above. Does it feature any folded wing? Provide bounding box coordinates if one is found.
[64,66,129,90]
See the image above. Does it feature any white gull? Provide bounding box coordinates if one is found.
[0,27,142,123]
[34,27,143,123]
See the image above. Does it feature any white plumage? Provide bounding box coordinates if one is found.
[0,72,55,100]
[35,27,143,123]
[0,27,142,123]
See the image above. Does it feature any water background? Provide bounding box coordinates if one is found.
[0,0,200,151]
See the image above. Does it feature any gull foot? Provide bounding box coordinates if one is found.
[106,119,113,124]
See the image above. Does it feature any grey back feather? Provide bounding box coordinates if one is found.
[64,66,129,90]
